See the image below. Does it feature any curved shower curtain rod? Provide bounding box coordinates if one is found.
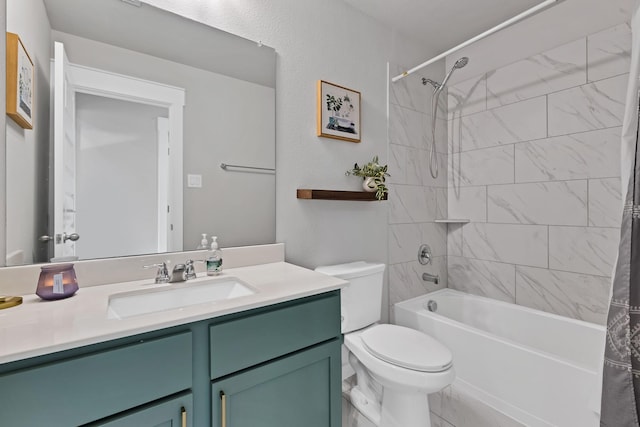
[391,0,565,83]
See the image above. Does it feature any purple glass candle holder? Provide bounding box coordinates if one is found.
[36,263,79,300]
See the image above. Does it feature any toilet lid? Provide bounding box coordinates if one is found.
[361,324,453,372]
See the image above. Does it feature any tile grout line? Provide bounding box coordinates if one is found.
[546,94,549,138]
[486,184,489,223]
[485,72,488,112]
[585,35,590,84]
[450,124,623,156]
[587,179,591,227]
[475,72,628,115]
[451,252,613,278]
[547,225,551,270]
[514,261,517,304]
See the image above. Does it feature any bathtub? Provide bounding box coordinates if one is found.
[394,289,606,427]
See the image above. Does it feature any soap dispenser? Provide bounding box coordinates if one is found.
[197,233,208,250]
[206,236,223,276]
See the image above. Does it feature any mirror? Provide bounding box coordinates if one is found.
[5,0,276,266]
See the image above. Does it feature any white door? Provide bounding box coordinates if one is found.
[52,41,78,259]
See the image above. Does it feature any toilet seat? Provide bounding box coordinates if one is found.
[360,324,452,373]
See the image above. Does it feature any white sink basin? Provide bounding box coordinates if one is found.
[107,277,256,319]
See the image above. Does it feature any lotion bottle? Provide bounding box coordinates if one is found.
[206,236,223,276]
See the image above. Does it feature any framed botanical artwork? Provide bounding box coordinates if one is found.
[6,32,34,129]
[317,80,360,143]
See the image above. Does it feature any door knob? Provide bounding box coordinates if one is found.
[62,232,80,242]
[39,235,54,242]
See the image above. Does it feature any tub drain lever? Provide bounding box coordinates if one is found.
[424,300,438,312]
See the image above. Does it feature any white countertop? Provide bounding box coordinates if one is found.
[0,262,347,365]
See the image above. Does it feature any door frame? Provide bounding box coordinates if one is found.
[55,61,186,253]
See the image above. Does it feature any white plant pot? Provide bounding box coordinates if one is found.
[363,177,377,192]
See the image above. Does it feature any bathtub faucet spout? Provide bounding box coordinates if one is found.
[422,272,439,285]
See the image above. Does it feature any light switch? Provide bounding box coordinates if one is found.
[187,174,202,188]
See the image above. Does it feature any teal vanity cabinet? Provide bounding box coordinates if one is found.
[0,290,341,427]
[0,331,193,427]
[210,291,342,427]
[212,341,340,427]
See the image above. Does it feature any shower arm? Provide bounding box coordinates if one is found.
[391,0,564,83]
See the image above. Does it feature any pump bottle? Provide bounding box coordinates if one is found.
[206,236,223,276]
[196,233,208,250]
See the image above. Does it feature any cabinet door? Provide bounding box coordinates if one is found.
[89,393,192,427]
[0,331,192,427]
[212,339,341,427]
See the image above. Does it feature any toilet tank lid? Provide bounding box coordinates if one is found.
[315,261,385,279]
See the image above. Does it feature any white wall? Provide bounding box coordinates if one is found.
[5,0,50,264]
[75,94,166,259]
[142,0,432,274]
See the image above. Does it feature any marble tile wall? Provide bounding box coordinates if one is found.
[446,23,630,325]
[387,62,448,319]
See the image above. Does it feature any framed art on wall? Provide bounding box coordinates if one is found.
[6,32,34,129]
[317,80,360,142]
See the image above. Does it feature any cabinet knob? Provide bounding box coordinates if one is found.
[181,406,186,427]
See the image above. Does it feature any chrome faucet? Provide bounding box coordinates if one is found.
[170,264,187,283]
[422,272,439,285]
[144,260,202,284]
[143,262,170,284]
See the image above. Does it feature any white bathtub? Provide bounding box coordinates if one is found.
[394,289,606,427]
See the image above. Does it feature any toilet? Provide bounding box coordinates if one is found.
[315,261,454,427]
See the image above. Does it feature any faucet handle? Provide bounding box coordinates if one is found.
[184,259,203,280]
[144,262,170,284]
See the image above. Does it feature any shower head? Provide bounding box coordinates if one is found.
[424,56,470,180]
[439,56,469,90]
[422,57,469,92]
[454,57,469,69]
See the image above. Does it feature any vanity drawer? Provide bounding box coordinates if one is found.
[0,331,192,427]
[209,291,340,379]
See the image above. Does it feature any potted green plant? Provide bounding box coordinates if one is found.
[346,155,389,200]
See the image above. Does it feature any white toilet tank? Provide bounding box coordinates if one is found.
[315,261,385,333]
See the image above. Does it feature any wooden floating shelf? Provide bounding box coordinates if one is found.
[297,189,387,201]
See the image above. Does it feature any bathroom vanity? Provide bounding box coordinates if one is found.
[0,260,345,426]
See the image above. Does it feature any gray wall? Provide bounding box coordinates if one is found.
[445,23,630,325]
[5,0,50,265]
